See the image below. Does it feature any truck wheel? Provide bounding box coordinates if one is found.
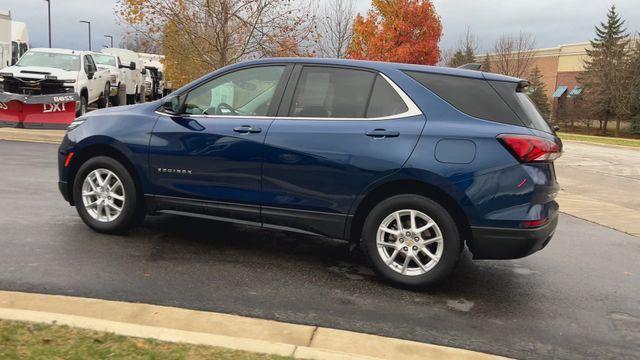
[110,83,121,107]
[73,156,145,234]
[97,83,110,108]
[126,94,135,105]
[361,194,461,289]
[76,96,88,117]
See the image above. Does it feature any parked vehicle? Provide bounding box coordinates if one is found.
[0,11,11,68]
[57,58,562,288]
[91,52,126,106]
[101,48,143,105]
[0,48,111,116]
[139,53,169,99]
[11,21,29,65]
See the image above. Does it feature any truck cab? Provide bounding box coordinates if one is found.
[91,52,126,106]
[11,21,30,65]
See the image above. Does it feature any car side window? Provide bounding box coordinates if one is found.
[367,75,408,118]
[183,66,285,116]
[289,66,376,118]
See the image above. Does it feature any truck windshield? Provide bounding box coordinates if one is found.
[92,54,117,67]
[16,51,80,72]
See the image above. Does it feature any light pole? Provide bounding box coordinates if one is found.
[79,20,91,51]
[104,35,113,48]
[44,0,51,47]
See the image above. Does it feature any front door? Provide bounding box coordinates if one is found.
[149,65,289,223]
[261,65,426,238]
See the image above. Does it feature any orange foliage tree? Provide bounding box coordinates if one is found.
[116,0,317,87]
[348,0,442,65]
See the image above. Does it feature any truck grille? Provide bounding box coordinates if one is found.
[2,77,74,95]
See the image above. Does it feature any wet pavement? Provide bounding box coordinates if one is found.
[0,140,639,359]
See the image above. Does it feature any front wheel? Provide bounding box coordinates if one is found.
[361,194,461,289]
[73,156,145,233]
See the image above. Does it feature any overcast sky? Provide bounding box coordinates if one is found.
[1,0,639,53]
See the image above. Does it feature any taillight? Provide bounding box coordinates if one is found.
[497,134,562,163]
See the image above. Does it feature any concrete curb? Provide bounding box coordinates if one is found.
[0,291,507,360]
[0,128,65,144]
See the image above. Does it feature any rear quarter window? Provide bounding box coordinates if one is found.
[489,81,553,133]
[405,71,523,127]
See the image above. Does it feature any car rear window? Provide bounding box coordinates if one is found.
[489,81,553,133]
[405,71,524,127]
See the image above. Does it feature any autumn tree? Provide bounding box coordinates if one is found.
[527,66,551,121]
[492,32,536,78]
[447,27,477,68]
[348,0,442,65]
[317,0,356,58]
[117,0,316,87]
[578,5,630,136]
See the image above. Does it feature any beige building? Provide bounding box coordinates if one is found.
[481,41,591,100]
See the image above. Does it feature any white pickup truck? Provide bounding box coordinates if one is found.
[101,48,144,105]
[91,52,128,106]
[0,48,111,116]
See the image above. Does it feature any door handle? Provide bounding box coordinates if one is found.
[233,125,262,134]
[365,129,400,138]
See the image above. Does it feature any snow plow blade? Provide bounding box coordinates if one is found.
[0,93,79,129]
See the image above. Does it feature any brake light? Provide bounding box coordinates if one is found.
[497,134,561,163]
[521,218,548,228]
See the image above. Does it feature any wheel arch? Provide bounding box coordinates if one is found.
[66,143,143,206]
[347,179,473,250]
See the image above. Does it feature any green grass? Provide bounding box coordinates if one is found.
[0,320,292,360]
[557,132,640,148]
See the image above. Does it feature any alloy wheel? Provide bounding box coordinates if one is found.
[81,168,125,222]
[376,209,444,276]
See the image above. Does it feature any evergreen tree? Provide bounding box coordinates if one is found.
[578,5,630,136]
[527,66,551,121]
[481,54,491,72]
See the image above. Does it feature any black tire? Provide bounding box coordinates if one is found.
[361,194,461,289]
[73,156,145,234]
[97,83,110,108]
[76,95,88,117]
[110,83,121,106]
[126,94,136,105]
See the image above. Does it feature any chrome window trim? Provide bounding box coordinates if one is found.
[156,72,423,121]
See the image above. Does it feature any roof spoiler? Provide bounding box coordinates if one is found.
[457,63,482,71]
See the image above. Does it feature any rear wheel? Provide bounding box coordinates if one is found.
[73,156,145,233]
[361,194,461,289]
[97,83,110,108]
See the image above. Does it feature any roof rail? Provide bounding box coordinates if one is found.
[457,63,482,71]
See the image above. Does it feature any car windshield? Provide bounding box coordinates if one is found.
[16,51,81,71]
[92,54,116,67]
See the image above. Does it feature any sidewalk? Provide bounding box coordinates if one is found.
[0,291,504,360]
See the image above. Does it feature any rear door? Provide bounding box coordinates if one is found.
[261,65,426,238]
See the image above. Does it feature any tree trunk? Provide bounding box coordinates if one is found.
[602,113,609,135]
[615,118,621,137]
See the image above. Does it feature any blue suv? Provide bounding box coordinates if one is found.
[58,58,561,288]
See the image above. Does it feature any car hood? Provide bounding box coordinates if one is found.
[1,66,78,81]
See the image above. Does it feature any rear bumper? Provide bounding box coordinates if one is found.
[58,181,71,203]
[470,214,558,260]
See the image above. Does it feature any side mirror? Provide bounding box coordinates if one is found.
[553,125,560,132]
[162,96,182,115]
[141,68,147,75]
[158,72,164,81]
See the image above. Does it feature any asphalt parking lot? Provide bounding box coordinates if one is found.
[0,140,638,360]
